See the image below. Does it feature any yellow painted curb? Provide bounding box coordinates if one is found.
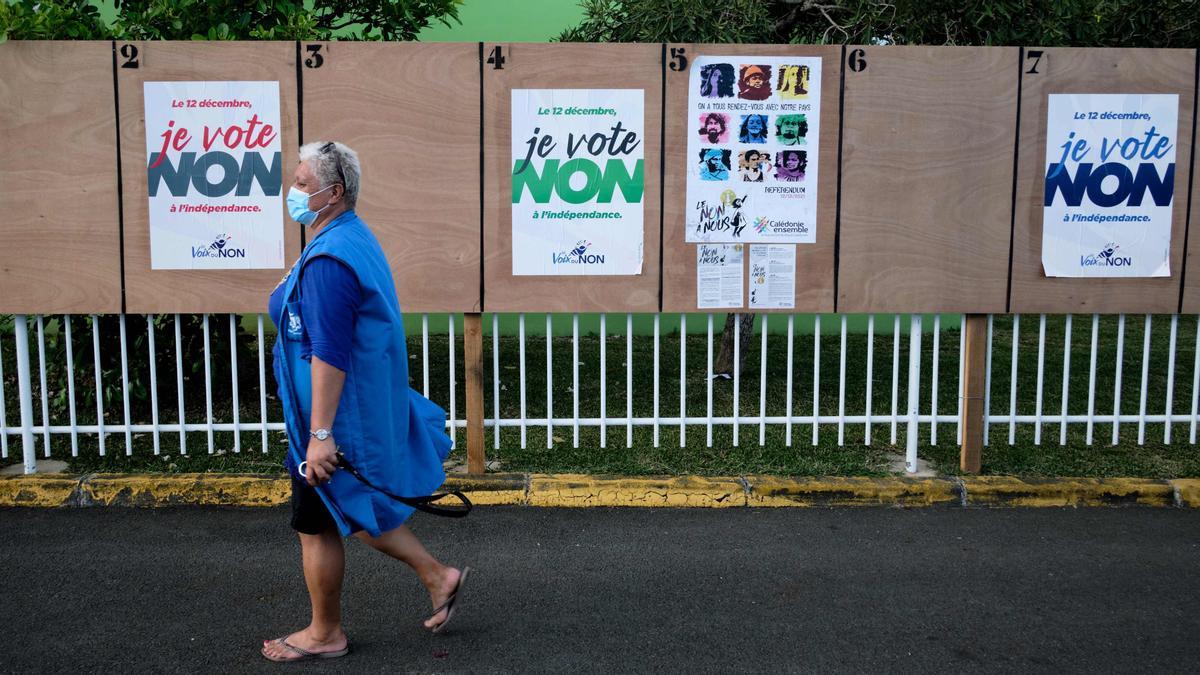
[79,474,529,507]
[1169,479,1200,508]
[3,473,1197,509]
[444,473,527,506]
[0,473,530,508]
[83,474,290,507]
[528,474,745,508]
[0,474,81,507]
[746,475,961,507]
[961,477,1173,507]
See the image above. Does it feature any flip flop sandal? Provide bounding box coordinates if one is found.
[429,567,471,634]
[262,636,350,662]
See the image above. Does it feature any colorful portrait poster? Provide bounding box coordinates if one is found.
[511,89,645,276]
[143,81,285,270]
[686,56,821,244]
[1042,93,1178,277]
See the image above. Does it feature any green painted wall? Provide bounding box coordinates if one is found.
[418,0,586,42]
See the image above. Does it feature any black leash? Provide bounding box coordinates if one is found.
[335,451,472,518]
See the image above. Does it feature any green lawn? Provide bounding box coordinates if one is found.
[2,314,1199,478]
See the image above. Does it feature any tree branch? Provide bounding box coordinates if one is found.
[812,3,850,43]
[775,1,851,44]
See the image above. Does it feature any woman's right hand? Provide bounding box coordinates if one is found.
[305,436,339,486]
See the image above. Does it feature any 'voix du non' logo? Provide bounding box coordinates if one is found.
[192,233,246,259]
[551,240,606,265]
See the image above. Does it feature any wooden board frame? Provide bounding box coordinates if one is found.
[1012,48,1196,315]
[116,41,302,315]
[1172,50,1200,313]
[0,41,122,314]
[301,42,481,313]
[661,44,840,313]
[482,42,662,313]
[5,41,1197,318]
[838,46,1019,314]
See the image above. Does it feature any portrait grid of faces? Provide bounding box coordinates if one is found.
[696,63,809,184]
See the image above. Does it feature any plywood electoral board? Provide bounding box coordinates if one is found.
[302,42,480,313]
[838,46,1019,314]
[482,43,662,312]
[1188,93,1200,313]
[1012,48,1195,314]
[0,41,122,314]
[661,44,840,313]
[116,41,302,314]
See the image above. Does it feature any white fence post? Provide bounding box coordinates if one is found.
[905,314,922,473]
[14,315,38,474]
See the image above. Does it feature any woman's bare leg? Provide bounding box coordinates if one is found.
[262,527,348,660]
[354,524,462,629]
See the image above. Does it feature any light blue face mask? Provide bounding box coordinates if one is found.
[286,184,334,226]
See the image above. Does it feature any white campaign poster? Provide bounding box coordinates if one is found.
[685,55,821,244]
[1042,93,1178,277]
[144,81,285,270]
[511,89,644,275]
[697,244,743,309]
[749,245,795,309]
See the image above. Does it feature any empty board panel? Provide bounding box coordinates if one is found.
[0,41,122,314]
[482,43,661,312]
[1190,80,1200,313]
[1012,48,1195,314]
[1171,53,1200,312]
[116,41,301,315]
[661,44,839,313]
[302,42,480,313]
[838,46,1018,314]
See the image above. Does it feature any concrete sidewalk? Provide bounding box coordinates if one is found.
[2,506,1198,673]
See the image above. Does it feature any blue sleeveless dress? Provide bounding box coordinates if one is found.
[272,211,452,537]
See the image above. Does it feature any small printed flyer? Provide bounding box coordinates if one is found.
[1042,93,1178,277]
[511,89,645,276]
[685,55,821,244]
[749,245,796,309]
[697,244,744,309]
[144,81,285,270]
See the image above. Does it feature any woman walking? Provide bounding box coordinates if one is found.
[262,141,469,663]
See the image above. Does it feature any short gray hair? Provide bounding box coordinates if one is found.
[299,141,361,210]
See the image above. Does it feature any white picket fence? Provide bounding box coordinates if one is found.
[1,312,1195,474]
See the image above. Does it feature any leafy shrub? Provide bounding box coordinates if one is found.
[560,0,1200,48]
[2,0,463,41]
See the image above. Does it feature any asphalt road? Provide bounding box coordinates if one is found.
[1,505,1198,673]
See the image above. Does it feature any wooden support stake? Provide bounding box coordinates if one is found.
[960,314,988,473]
[464,313,486,474]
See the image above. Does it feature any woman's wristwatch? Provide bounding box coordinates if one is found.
[310,427,332,441]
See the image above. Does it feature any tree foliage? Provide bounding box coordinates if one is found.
[0,0,111,39]
[2,0,463,41]
[559,0,1200,48]
[559,0,774,44]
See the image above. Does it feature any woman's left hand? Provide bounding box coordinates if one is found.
[305,437,339,486]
